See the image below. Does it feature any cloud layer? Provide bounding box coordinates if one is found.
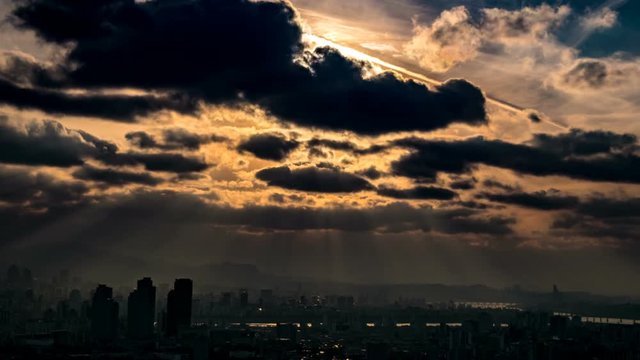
[2,0,488,135]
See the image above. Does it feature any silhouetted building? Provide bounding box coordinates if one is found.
[550,315,569,338]
[91,285,119,343]
[127,277,156,340]
[239,288,248,307]
[552,284,563,304]
[6,265,21,289]
[221,292,232,306]
[166,278,192,336]
[22,268,33,289]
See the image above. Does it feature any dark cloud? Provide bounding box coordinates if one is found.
[529,129,637,157]
[479,189,580,210]
[451,201,494,210]
[0,115,211,174]
[0,169,93,241]
[256,166,374,193]
[125,131,158,149]
[377,186,457,200]
[162,128,227,150]
[70,191,516,235]
[0,166,88,210]
[561,60,608,89]
[237,133,300,161]
[8,0,302,98]
[551,197,640,241]
[5,0,487,134]
[528,112,542,123]
[268,193,305,204]
[307,138,389,156]
[308,147,328,159]
[356,166,383,180]
[0,115,114,167]
[0,78,195,121]
[576,197,640,219]
[0,190,514,244]
[483,179,520,192]
[307,138,359,152]
[172,172,208,182]
[315,162,342,171]
[72,165,163,186]
[126,128,227,150]
[259,49,487,134]
[99,152,210,173]
[392,130,640,183]
[450,177,477,190]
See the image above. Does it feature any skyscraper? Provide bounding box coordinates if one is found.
[91,285,119,343]
[165,278,193,336]
[239,288,248,307]
[127,277,156,339]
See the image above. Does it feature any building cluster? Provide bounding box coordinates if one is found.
[0,265,639,359]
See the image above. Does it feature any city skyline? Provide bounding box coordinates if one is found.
[1,266,639,358]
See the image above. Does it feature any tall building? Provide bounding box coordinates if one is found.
[166,278,192,336]
[91,285,119,343]
[239,288,248,307]
[127,277,156,339]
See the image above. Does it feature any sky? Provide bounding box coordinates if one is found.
[0,0,638,295]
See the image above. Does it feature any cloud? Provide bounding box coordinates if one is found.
[551,197,640,241]
[72,165,163,186]
[268,193,305,204]
[483,179,520,192]
[237,133,300,161]
[99,152,210,174]
[450,177,477,190]
[9,190,512,235]
[377,186,457,200]
[0,115,209,174]
[4,0,488,134]
[0,50,62,87]
[258,49,487,134]
[0,77,196,121]
[576,197,640,219]
[528,128,637,156]
[478,189,580,210]
[126,128,227,151]
[0,115,114,167]
[404,4,571,72]
[392,129,640,183]
[579,7,618,32]
[481,5,571,39]
[0,166,88,210]
[256,166,374,193]
[404,6,482,72]
[307,138,388,156]
[8,0,302,98]
[356,166,383,180]
[551,58,640,92]
[162,128,227,150]
[307,138,359,152]
[125,131,157,149]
